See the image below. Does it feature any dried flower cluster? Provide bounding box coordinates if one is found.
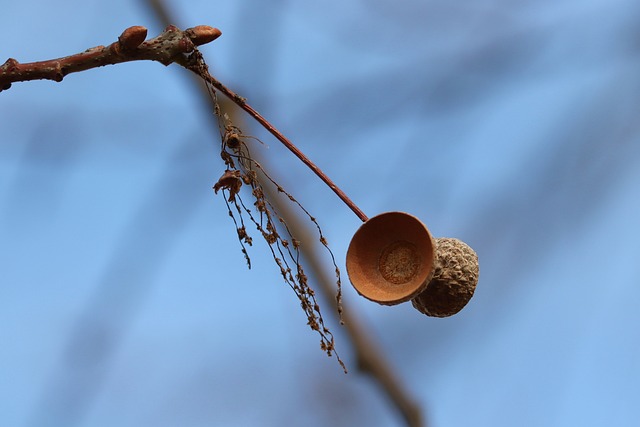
[203,80,345,370]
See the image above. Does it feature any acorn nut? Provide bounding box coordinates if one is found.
[411,237,478,317]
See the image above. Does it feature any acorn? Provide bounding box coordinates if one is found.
[411,237,478,317]
[346,212,478,316]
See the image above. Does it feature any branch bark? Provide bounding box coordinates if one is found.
[0,25,220,91]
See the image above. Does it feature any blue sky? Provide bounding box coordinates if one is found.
[1,1,640,426]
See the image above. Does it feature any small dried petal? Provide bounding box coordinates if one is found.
[225,132,241,149]
[213,170,242,202]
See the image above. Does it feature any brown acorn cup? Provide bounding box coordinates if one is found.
[346,212,479,316]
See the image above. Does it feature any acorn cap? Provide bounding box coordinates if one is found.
[346,212,436,305]
[411,238,479,317]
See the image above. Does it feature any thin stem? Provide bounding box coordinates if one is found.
[1,23,368,223]
[198,73,369,223]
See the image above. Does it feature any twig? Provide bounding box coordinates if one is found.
[0,23,366,224]
[1,23,366,223]
[0,25,221,91]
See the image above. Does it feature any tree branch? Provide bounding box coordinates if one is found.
[2,19,426,425]
[0,25,221,91]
